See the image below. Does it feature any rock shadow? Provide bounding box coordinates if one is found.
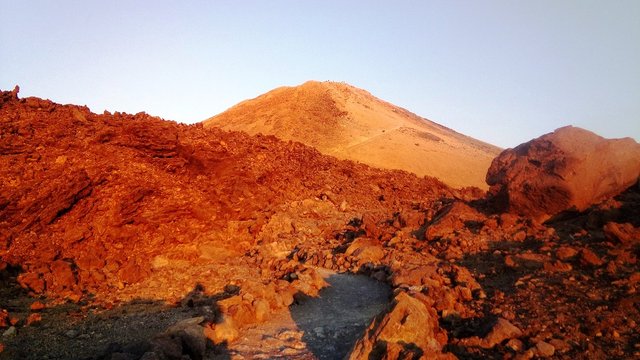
[440,313,498,340]
[289,273,392,360]
[0,279,234,360]
[440,313,504,359]
[546,181,640,234]
[457,239,543,298]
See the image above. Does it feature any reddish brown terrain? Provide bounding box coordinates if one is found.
[487,126,640,222]
[204,81,501,190]
[1,88,639,359]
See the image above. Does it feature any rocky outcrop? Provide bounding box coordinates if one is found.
[425,201,486,241]
[348,292,453,360]
[344,237,386,266]
[0,169,92,249]
[604,222,640,246]
[487,126,640,221]
[459,317,523,349]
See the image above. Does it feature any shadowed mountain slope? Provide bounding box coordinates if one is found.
[204,81,501,190]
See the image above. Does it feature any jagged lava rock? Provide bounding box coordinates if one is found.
[0,88,452,304]
[425,201,486,241]
[487,126,640,221]
[459,317,523,349]
[348,292,453,360]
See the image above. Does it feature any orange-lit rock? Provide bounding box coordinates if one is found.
[0,310,9,328]
[349,292,452,359]
[29,302,45,312]
[487,126,640,221]
[25,313,42,326]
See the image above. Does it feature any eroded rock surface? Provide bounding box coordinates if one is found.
[349,291,453,359]
[487,126,640,221]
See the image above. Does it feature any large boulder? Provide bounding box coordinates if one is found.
[487,126,640,222]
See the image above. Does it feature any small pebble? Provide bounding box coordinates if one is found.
[536,341,555,357]
[2,326,16,338]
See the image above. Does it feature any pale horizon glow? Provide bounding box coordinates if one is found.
[1,1,639,148]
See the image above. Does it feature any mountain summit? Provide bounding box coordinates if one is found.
[204,81,501,189]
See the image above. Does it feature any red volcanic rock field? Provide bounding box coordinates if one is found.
[1,88,639,359]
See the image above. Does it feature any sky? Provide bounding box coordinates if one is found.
[1,1,638,148]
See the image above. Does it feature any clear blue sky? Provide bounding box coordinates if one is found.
[1,1,638,148]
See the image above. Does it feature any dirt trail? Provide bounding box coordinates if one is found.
[224,270,391,359]
[335,125,403,152]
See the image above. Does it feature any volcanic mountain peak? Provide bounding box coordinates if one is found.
[204,81,501,189]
